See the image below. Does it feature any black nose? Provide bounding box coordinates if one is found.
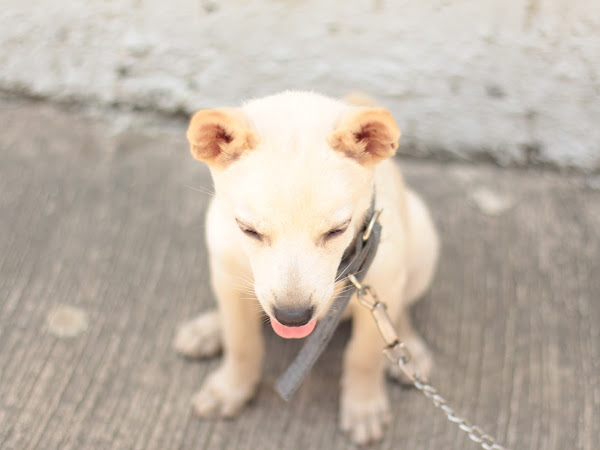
[273,306,315,327]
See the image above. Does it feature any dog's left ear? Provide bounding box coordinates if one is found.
[327,108,400,166]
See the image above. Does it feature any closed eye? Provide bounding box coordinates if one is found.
[325,228,346,239]
[323,220,351,242]
[236,219,263,242]
[242,228,262,240]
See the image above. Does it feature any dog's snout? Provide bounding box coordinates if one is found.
[273,306,315,327]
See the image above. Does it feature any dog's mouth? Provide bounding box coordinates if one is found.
[270,317,317,339]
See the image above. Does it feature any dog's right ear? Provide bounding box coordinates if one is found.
[186,108,259,169]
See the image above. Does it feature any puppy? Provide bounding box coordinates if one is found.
[174,91,439,444]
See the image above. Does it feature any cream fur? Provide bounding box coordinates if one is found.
[174,91,439,445]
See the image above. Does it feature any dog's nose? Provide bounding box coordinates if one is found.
[273,306,315,327]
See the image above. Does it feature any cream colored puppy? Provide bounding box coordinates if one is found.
[174,91,438,445]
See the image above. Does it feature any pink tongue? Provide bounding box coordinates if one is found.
[270,317,316,339]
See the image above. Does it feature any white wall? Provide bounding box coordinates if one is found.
[2,0,599,170]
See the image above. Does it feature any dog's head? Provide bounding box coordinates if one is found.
[186,92,400,338]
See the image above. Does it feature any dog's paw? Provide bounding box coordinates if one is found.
[173,309,222,359]
[339,391,391,445]
[191,366,257,418]
[386,336,433,385]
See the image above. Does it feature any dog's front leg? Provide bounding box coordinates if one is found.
[340,299,392,445]
[191,265,264,418]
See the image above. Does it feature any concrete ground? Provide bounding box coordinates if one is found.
[0,95,598,450]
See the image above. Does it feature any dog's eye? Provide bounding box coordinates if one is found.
[242,227,262,240]
[324,226,347,241]
[236,219,263,241]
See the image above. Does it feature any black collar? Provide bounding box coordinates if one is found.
[336,189,377,279]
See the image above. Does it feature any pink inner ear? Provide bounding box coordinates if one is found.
[216,127,233,145]
[187,108,259,168]
[192,123,234,160]
[353,123,382,143]
[353,122,390,157]
[327,107,399,165]
[354,130,370,142]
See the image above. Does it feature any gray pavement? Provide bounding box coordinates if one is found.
[0,96,598,450]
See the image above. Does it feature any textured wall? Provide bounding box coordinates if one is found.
[1,0,599,170]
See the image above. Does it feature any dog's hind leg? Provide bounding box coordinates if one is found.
[339,296,395,445]
[385,189,438,384]
[173,309,222,359]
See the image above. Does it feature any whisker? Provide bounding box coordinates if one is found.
[185,184,215,196]
[228,278,254,287]
[335,248,363,283]
[227,277,254,287]
[226,271,255,285]
[335,285,356,295]
[236,271,255,283]
[228,277,254,286]
[233,289,257,296]
[230,286,256,294]
[221,272,256,290]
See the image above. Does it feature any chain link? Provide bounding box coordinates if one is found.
[348,274,507,450]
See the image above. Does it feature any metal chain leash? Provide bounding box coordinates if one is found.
[347,273,507,450]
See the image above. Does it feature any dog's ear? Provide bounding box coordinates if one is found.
[327,108,400,165]
[186,108,259,169]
